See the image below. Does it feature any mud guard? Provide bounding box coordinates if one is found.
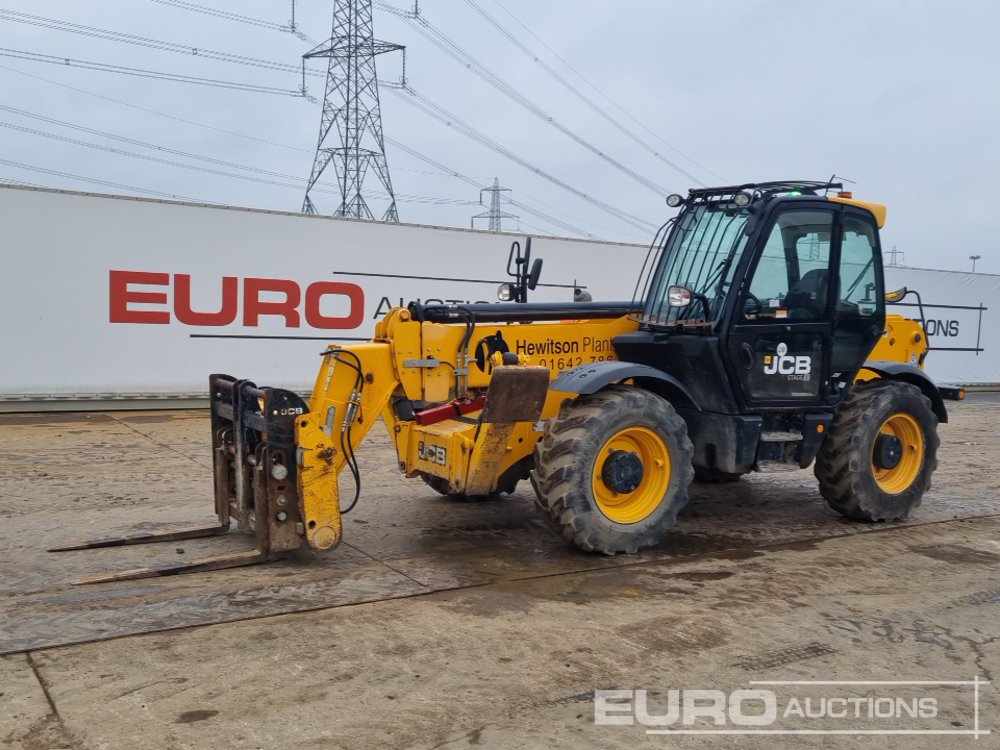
[464,366,550,496]
[549,360,699,410]
[862,360,948,424]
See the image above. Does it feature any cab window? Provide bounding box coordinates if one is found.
[743,209,835,321]
[837,216,881,317]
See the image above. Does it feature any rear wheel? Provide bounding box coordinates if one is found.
[531,386,694,554]
[815,380,938,521]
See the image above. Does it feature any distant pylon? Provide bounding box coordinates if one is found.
[471,178,518,231]
[302,0,403,221]
[885,245,906,267]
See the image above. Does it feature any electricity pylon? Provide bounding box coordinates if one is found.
[302,0,403,221]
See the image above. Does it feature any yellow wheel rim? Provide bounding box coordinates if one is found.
[872,412,924,494]
[592,426,671,524]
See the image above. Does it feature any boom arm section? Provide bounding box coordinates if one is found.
[54,305,638,583]
[297,343,401,551]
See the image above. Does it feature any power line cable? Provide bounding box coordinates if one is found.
[0,157,215,202]
[375,1,672,197]
[0,113,483,206]
[149,0,320,44]
[149,0,288,32]
[0,48,304,96]
[0,9,306,74]
[0,64,450,179]
[0,64,609,236]
[489,0,726,183]
[0,175,44,188]
[390,86,656,232]
[0,117,478,206]
[461,0,707,187]
[4,11,640,231]
[385,136,601,238]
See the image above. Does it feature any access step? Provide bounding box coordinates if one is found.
[760,431,804,442]
[756,461,802,473]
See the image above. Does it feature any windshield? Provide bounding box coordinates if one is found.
[641,203,751,327]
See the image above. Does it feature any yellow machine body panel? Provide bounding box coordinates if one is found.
[857,314,929,383]
[828,195,888,228]
[295,312,640,527]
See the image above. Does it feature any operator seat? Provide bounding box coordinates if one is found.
[785,269,829,319]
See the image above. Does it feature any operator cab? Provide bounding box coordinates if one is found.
[610,181,891,475]
[626,180,887,410]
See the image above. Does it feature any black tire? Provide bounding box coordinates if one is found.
[418,461,525,501]
[815,380,939,522]
[693,467,744,483]
[530,386,694,554]
[419,472,465,498]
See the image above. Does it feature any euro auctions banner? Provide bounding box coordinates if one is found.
[884,267,1000,385]
[1,185,997,406]
[0,185,646,402]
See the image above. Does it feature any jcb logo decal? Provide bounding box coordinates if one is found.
[418,442,447,465]
[763,355,812,375]
[763,343,812,376]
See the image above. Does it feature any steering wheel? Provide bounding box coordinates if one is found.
[743,292,761,316]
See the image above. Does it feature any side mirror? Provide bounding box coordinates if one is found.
[885,287,908,303]
[527,258,543,290]
[667,285,693,307]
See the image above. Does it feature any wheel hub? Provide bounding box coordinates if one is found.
[601,450,644,494]
[873,434,903,470]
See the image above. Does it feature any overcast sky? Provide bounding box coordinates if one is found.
[2,1,998,271]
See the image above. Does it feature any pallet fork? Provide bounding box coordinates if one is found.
[50,375,310,584]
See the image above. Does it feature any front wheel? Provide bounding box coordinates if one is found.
[531,386,694,554]
[815,380,939,521]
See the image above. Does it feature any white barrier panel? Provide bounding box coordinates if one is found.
[0,186,647,401]
[885,267,999,385]
[2,185,996,407]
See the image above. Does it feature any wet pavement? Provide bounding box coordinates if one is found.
[1,399,997,654]
[0,400,998,749]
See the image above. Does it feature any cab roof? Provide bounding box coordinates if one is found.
[682,180,886,228]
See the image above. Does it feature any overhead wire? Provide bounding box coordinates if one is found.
[149,0,320,43]
[0,157,214,202]
[3,63,595,235]
[0,111,476,206]
[2,14,641,235]
[461,0,707,187]
[489,0,727,183]
[149,0,288,32]
[0,9,306,75]
[374,1,673,197]
[384,136,602,239]
[0,64,451,180]
[0,48,304,96]
[390,86,656,233]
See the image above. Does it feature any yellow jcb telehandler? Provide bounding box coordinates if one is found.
[54,180,964,583]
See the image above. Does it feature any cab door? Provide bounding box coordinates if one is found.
[829,208,886,390]
[726,205,837,407]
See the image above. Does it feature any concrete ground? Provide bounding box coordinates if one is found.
[1,396,997,749]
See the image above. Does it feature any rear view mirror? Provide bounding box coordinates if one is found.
[527,259,543,290]
[668,285,692,307]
